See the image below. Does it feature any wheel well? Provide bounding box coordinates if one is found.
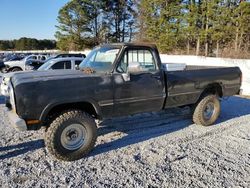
[46,102,98,122]
[8,66,23,71]
[202,83,223,98]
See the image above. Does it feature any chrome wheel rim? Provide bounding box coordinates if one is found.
[61,124,86,150]
[203,102,215,120]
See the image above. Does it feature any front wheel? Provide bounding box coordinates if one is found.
[45,110,97,161]
[193,95,220,126]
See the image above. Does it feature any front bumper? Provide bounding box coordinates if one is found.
[4,107,27,131]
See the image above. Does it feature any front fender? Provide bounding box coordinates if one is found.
[39,98,102,122]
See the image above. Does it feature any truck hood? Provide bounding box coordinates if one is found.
[11,70,97,86]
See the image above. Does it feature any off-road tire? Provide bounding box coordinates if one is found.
[45,110,97,161]
[193,95,220,126]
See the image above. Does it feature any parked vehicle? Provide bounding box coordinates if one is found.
[4,54,48,72]
[38,57,84,71]
[5,55,24,62]
[54,53,86,59]
[2,54,25,62]
[43,53,86,64]
[3,43,242,161]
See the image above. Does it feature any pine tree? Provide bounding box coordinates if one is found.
[54,0,250,56]
[235,1,250,51]
[55,0,102,50]
[184,0,202,55]
[138,0,184,52]
[102,0,136,42]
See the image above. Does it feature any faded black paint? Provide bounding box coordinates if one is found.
[7,43,242,129]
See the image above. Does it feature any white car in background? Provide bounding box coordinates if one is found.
[38,57,84,71]
[4,54,48,72]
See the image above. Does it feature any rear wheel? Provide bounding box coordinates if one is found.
[45,110,97,161]
[193,95,220,126]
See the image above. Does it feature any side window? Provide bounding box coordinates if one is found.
[117,49,157,73]
[65,61,71,69]
[51,61,71,69]
[41,56,46,61]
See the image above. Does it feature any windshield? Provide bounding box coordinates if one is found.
[79,46,120,73]
[38,59,56,70]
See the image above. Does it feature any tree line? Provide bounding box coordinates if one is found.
[138,0,250,57]
[0,38,56,51]
[2,0,248,58]
[56,0,250,58]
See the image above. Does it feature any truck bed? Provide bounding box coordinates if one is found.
[164,66,242,108]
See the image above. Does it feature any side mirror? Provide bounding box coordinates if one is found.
[122,72,130,82]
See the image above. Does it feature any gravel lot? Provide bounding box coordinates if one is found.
[0,95,250,187]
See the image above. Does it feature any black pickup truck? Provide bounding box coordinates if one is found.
[3,43,242,161]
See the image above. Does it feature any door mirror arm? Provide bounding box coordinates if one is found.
[122,72,130,82]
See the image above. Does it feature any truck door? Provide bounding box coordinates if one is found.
[113,47,165,116]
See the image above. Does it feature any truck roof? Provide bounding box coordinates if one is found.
[100,42,157,49]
